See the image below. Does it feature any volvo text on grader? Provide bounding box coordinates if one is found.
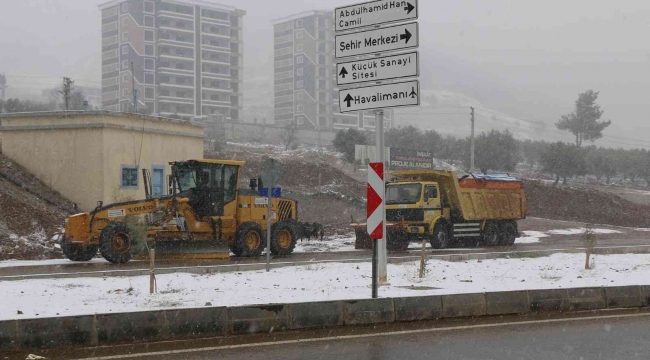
[61,159,321,263]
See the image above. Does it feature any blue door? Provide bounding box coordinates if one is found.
[152,168,164,197]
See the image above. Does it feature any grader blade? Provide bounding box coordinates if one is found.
[132,240,231,261]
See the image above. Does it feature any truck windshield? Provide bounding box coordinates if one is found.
[386,184,422,204]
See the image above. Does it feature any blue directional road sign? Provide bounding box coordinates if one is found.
[260,187,269,197]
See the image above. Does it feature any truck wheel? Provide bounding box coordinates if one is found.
[61,238,98,262]
[430,222,450,249]
[99,222,132,264]
[234,222,264,257]
[481,222,500,246]
[500,222,517,246]
[271,222,297,256]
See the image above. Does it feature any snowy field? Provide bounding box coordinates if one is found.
[2,252,648,321]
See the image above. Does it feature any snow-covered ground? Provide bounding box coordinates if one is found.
[3,253,649,321]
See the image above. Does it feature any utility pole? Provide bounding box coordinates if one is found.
[0,74,6,101]
[470,106,475,173]
[60,77,74,110]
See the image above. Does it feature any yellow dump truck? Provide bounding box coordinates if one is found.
[352,170,527,250]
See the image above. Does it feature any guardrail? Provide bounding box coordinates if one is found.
[1,285,649,351]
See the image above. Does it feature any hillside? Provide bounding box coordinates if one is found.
[0,153,76,260]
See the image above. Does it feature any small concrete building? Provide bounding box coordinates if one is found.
[0,111,203,211]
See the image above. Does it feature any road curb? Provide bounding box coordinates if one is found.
[3,285,649,352]
[3,245,650,282]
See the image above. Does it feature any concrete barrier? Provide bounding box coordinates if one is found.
[289,301,342,330]
[394,296,442,322]
[165,307,227,338]
[3,285,650,351]
[18,315,95,349]
[605,286,643,308]
[228,305,289,335]
[528,289,569,312]
[0,320,16,350]
[567,287,606,311]
[343,299,394,325]
[486,291,530,315]
[96,311,166,344]
[441,293,487,318]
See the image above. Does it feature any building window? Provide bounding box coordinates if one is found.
[122,74,129,83]
[122,17,128,26]
[297,92,304,101]
[318,54,326,64]
[122,31,129,41]
[121,3,128,13]
[318,68,326,77]
[296,31,303,39]
[319,30,326,39]
[297,116,304,125]
[144,87,154,99]
[121,45,128,55]
[296,80,303,89]
[297,105,303,113]
[295,19,303,28]
[296,44,303,52]
[297,68,303,76]
[144,15,154,27]
[318,43,326,52]
[121,166,138,188]
[319,91,327,101]
[122,60,129,69]
[122,89,130,97]
[144,30,154,42]
[319,80,326,89]
[296,55,303,64]
[145,44,154,56]
[144,0,154,13]
[144,58,155,70]
[144,72,154,84]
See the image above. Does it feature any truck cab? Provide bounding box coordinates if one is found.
[385,181,449,237]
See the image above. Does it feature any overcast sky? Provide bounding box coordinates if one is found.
[1,0,649,146]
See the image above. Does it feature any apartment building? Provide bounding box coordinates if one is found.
[99,0,245,122]
[272,11,392,131]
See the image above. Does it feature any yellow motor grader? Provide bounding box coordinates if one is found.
[61,159,317,263]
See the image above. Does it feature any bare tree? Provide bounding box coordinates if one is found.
[583,224,597,269]
[280,122,297,151]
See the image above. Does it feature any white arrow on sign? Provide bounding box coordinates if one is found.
[338,80,420,113]
[337,51,419,86]
[335,0,418,32]
[335,22,418,59]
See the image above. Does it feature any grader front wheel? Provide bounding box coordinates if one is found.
[99,222,133,264]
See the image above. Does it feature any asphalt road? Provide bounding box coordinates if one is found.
[1,217,649,279]
[34,310,650,360]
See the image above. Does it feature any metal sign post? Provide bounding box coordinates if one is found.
[336,0,421,295]
[367,162,384,298]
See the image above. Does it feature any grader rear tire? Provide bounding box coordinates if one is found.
[270,222,297,256]
[61,239,98,262]
[233,222,264,257]
[99,222,132,264]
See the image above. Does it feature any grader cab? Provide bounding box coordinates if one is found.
[62,159,312,263]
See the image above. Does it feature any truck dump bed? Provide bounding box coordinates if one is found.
[392,170,526,221]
